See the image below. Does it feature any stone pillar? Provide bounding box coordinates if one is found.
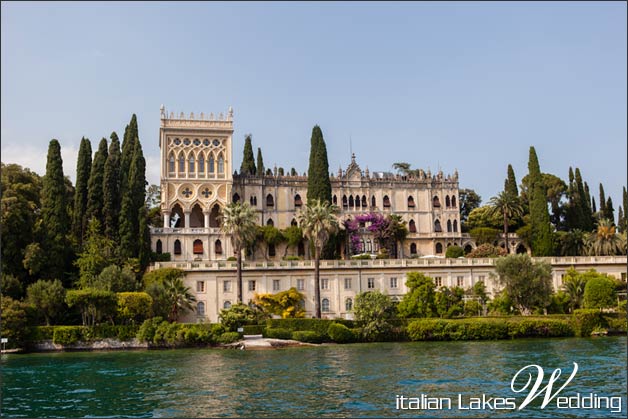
[164,212,170,229]
[184,211,191,229]
[203,211,210,229]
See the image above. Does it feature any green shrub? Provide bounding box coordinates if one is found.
[282,256,301,261]
[292,330,324,343]
[136,317,166,343]
[226,256,237,261]
[31,326,56,341]
[328,322,356,343]
[117,292,153,325]
[507,319,574,338]
[583,276,617,309]
[265,318,348,338]
[571,309,607,337]
[264,328,293,339]
[53,326,84,345]
[242,325,265,335]
[606,316,627,334]
[217,332,240,344]
[445,245,464,258]
[151,252,171,262]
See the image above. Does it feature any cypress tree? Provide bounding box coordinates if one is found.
[575,169,592,230]
[256,148,265,177]
[622,187,628,232]
[72,137,92,245]
[584,182,592,215]
[504,164,518,197]
[605,197,614,223]
[119,136,146,260]
[138,205,151,270]
[618,206,624,233]
[598,183,607,217]
[592,197,597,214]
[120,114,138,194]
[527,147,553,256]
[86,138,108,228]
[240,134,256,176]
[40,139,71,281]
[306,125,332,204]
[103,132,121,243]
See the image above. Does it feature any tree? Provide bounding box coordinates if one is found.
[445,245,464,258]
[120,114,138,195]
[257,225,285,260]
[219,303,261,331]
[386,214,408,258]
[297,199,339,318]
[1,163,41,281]
[72,137,92,245]
[220,202,258,303]
[306,125,332,204]
[0,297,32,349]
[116,292,153,325]
[142,267,186,287]
[103,132,121,243]
[282,225,303,257]
[465,206,502,231]
[493,254,553,315]
[465,243,504,258]
[86,138,108,229]
[504,164,519,197]
[561,268,588,311]
[392,162,411,176]
[253,287,306,318]
[354,291,395,341]
[1,273,23,300]
[458,189,482,230]
[598,183,607,218]
[240,134,256,176]
[469,227,501,245]
[66,289,118,326]
[256,147,265,177]
[585,219,622,256]
[397,272,437,318]
[488,191,524,252]
[163,277,197,322]
[521,173,566,229]
[39,139,72,282]
[75,218,116,288]
[621,187,628,232]
[96,264,138,292]
[435,286,464,318]
[618,206,624,234]
[583,274,617,310]
[26,279,66,325]
[604,196,615,224]
[527,147,553,256]
[557,229,586,256]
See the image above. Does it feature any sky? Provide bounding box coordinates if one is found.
[2,2,626,209]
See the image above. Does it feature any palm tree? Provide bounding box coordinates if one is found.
[560,229,586,256]
[561,271,587,312]
[164,277,197,322]
[220,202,258,303]
[297,199,339,318]
[387,214,408,258]
[585,219,622,256]
[488,191,524,253]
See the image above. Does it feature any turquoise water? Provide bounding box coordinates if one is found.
[1,337,626,418]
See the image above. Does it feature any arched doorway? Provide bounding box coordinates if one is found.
[190,204,204,227]
[170,204,184,228]
[209,204,221,227]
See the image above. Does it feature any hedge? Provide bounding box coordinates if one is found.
[217,332,241,344]
[49,325,141,345]
[406,318,575,341]
[136,318,223,347]
[570,309,607,337]
[263,328,293,340]
[242,325,265,335]
[265,318,355,339]
[292,331,324,343]
[328,322,356,343]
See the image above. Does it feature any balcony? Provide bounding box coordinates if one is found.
[151,227,222,235]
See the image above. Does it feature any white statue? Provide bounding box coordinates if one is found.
[170,213,180,228]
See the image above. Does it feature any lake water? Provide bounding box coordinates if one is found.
[1,337,626,418]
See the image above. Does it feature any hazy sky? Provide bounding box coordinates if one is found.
[2,2,626,208]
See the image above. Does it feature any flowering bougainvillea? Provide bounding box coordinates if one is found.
[344,212,409,257]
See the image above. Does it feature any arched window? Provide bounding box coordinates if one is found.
[233,193,240,203]
[371,196,376,207]
[215,239,222,255]
[156,239,163,254]
[218,154,224,174]
[197,302,205,316]
[223,301,231,309]
[297,242,305,256]
[294,194,302,207]
[198,154,205,174]
[349,195,354,207]
[266,194,274,207]
[435,243,443,254]
[189,155,195,173]
[464,244,473,254]
[362,195,367,207]
[250,196,257,206]
[322,298,330,312]
[266,218,274,227]
[355,195,360,208]
[433,196,441,208]
[169,154,175,173]
[209,155,215,173]
[447,220,452,232]
[366,239,372,252]
[345,298,353,311]
[291,218,298,227]
[453,220,458,232]
[434,219,442,232]
[333,195,337,205]
[516,244,527,254]
[409,219,417,233]
[383,195,391,208]
[193,239,203,254]
[268,243,276,257]
[178,153,185,174]
[209,204,221,227]
[342,195,348,208]
[174,239,182,255]
[190,204,204,227]
[452,196,457,208]
[410,243,417,255]
[408,196,415,208]
[170,204,184,227]
[446,195,451,208]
